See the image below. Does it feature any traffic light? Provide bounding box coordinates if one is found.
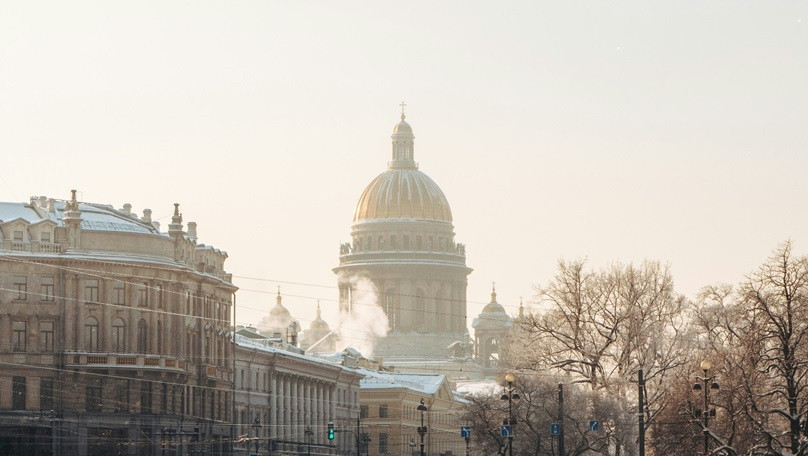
[328,421,335,440]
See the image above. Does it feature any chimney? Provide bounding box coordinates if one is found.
[38,196,47,207]
[142,209,152,223]
[122,203,132,215]
[152,221,161,232]
[46,199,55,212]
[187,222,197,238]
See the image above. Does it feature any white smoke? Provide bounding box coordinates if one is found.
[335,273,389,358]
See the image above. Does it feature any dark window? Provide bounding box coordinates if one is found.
[156,320,163,354]
[379,433,388,454]
[161,383,168,414]
[379,404,388,418]
[137,285,148,307]
[140,381,152,414]
[40,277,55,301]
[13,276,27,301]
[40,378,54,410]
[360,404,368,419]
[40,321,54,351]
[86,378,102,412]
[112,318,126,352]
[114,380,128,413]
[84,279,98,303]
[85,317,99,351]
[12,321,26,352]
[137,319,148,353]
[156,284,163,308]
[112,283,125,305]
[12,377,26,410]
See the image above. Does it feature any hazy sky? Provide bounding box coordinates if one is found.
[2,1,806,339]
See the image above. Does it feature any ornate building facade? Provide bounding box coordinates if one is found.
[234,338,362,456]
[334,113,472,359]
[0,192,235,455]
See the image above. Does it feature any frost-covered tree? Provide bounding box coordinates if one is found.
[502,259,690,454]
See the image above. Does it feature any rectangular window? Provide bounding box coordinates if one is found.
[13,230,23,241]
[112,282,125,305]
[137,285,148,307]
[13,276,27,301]
[379,433,388,454]
[156,285,163,308]
[40,378,54,410]
[12,377,26,410]
[360,404,368,419]
[84,279,99,303]
[40,277,55,302]
[40,321,54,352]
[12,321,26,352]
[86,379,102,412]
[379,404,389,418]
[161,383,168,414]
[41,231,51,243]
[140,381,152,414]
[114,380,128,413]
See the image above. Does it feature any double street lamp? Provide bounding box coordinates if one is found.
[693,360,720,456]
[417,398,428,456]
[500,373,520,456]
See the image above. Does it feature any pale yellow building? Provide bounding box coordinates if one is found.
[359,371,466,456]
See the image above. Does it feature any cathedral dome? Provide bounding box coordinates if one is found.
[353,169,453,222]
[393,118,412,134]
[309,302,330,330]
[353,113,453,223]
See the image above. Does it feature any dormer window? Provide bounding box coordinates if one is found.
[13,230,23,241]
[41,232,51,243]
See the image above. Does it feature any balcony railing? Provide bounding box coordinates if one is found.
[65,352,189,373]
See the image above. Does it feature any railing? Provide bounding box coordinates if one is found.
[202,364,232,382]
[0,240,64,254]
[65,352,188,372]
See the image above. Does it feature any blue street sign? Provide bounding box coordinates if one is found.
[589,420,600,432]
[550,423,561,436]
[461,426,471,438]
[501,425,512,438]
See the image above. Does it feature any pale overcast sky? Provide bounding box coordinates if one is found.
[1,1,806,336]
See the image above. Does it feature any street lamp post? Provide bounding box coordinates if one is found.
[693,360,720,456]
[417,398,428,456]
[252,417,261,456]
[500,373,520,456]
[304,426,313,456]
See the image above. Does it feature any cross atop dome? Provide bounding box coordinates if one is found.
[399,101,407,120]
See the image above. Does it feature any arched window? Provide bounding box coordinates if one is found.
[84,317,98,351]
[137,319,148,353]
[112,318,126,352]
[156,320,163,354]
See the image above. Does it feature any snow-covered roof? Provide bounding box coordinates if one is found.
[358,368,446,395]
[236,335,361,374]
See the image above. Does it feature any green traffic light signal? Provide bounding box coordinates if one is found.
[328,422,335,440]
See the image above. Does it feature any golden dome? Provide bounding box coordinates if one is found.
[353,169,452,222]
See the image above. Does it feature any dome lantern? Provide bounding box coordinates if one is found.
[389,102,417,170]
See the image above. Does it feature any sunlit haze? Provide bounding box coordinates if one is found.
[2,1,807,337]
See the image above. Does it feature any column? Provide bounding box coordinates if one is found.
[270,375,278,442]
[283,376,291,441]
